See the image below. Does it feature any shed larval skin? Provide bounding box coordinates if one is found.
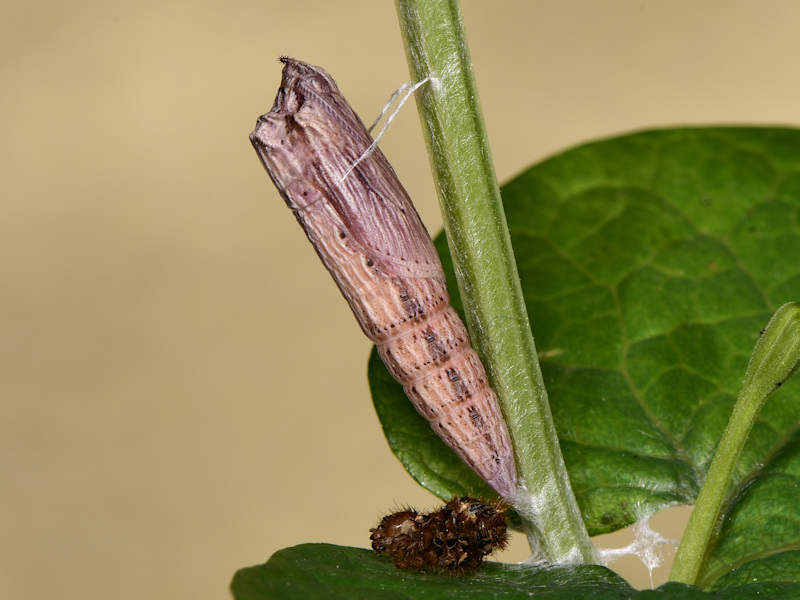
[250,58,517,499]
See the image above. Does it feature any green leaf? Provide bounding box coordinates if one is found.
[369,127,800,584]
[230,543,630,599]
[231,543,800,599]
[702,432,800,589]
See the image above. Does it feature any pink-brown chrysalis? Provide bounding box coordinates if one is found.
[249,57,517,499]
[370,497,509,571]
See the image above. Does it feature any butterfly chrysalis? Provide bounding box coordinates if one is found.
[250,58,517,499]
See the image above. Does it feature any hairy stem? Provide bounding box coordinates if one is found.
[394,0,595,565]
[670,302,800,585]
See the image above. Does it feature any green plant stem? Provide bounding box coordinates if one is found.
[670,302,800,585]
[670,389,764,586]
[394,0,595,565]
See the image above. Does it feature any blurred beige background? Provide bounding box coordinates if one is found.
[3,1,800,598]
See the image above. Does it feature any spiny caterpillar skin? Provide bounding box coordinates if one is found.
[250,57,517,499]
[369,497,509,572]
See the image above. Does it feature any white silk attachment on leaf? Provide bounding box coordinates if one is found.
[597,516,679,588]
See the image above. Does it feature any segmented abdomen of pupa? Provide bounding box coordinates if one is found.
[299,201,517,499]
[376,284,518,501]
